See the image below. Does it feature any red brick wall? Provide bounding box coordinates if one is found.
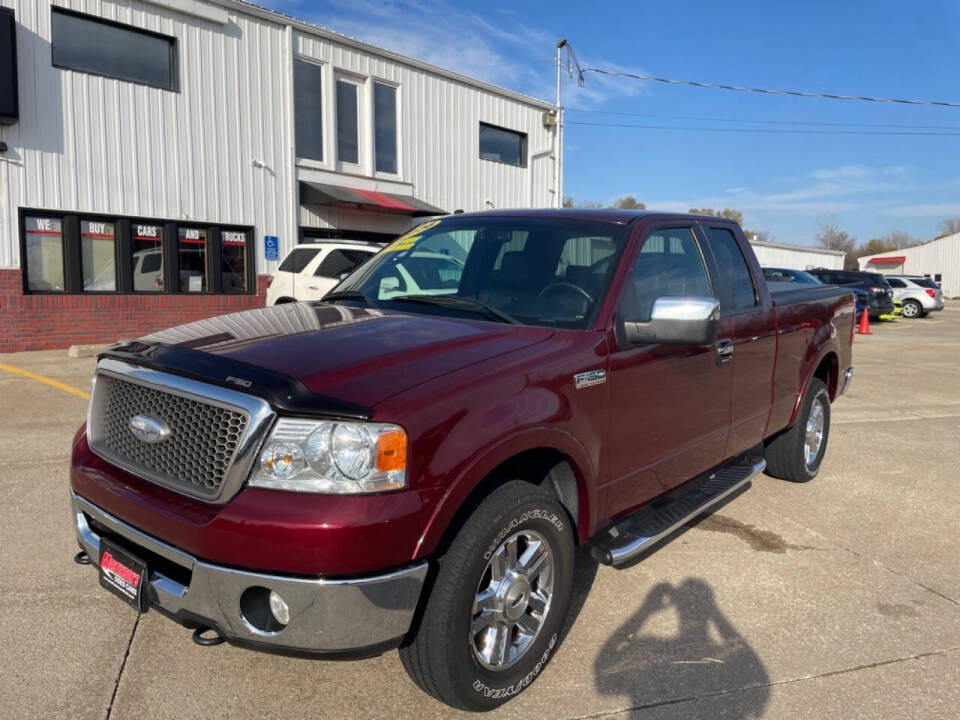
[0,269,268,353]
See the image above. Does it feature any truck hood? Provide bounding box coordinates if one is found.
[104,302,553,412]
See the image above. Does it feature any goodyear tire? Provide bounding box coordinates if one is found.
[764,378,831,483]
[400,481,575,711]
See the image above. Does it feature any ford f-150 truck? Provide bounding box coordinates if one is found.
[70,210,854,710]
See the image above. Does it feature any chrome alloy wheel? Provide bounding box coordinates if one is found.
[804,396,826,469]
[902,301,921,318]
[470,529,554,670]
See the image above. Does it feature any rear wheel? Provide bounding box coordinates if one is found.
[902,299,923,318]
[764,378,831,483]
[400,481,575,711]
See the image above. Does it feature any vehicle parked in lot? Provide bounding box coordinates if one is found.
[884,275,945,318]
[762,267,822,284]
[265,241,383,305]
[70,210,855,711]
[807,268,895,319]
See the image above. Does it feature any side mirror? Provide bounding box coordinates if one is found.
[619,296,720,346]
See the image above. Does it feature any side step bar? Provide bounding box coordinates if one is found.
[591,453,766,566]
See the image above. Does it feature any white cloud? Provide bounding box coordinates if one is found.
[880,202,960,217]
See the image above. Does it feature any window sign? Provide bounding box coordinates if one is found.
[131,223,164,292]
[24,216,65,291]
[178,227,206,292]
[221,230,248,293]
[81,219,116,291]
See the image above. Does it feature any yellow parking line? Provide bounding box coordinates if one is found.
[0,362,90,399]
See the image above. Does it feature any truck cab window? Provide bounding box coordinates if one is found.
[619,227,712,321]
[706,227,758,311]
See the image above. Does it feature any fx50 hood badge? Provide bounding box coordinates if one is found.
[129,414,171,444]
[574,369,606,389]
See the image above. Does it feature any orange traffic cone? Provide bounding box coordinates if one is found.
[856,308,871,335]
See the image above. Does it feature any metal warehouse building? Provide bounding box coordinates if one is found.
[859,232,960,298]
[748,239,845,271]
[0,0,560,352]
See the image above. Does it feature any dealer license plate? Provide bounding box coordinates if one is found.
[98,537,147,612]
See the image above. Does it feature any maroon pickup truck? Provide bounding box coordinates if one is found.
[71,210,854,710]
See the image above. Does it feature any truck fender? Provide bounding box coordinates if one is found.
[412,426,597,560]
[790,344,839,427]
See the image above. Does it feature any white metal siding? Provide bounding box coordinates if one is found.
[749,241,845,271]
[859,232,960,298]
[294,31,555,228]
[0,0,297,270]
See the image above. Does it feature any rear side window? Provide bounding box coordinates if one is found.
[912,277,938,289]
[887,278,906,288]
[278,248,320,273]
[706,227,758,311]
[315,249,374,278]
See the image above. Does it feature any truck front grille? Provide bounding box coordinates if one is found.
[88,374,253,501]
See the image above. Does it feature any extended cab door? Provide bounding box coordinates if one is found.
[604,225,733,516]
[699,224,777,457]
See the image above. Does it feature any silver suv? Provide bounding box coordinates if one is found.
[885,275,945,318]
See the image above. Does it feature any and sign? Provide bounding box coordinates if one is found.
[264,235,279,261]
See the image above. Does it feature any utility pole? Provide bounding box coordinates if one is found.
[555,39,567,209]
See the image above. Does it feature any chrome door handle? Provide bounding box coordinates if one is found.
[715,340,734,364]
[308,285,320,290]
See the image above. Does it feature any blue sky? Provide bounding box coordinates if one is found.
[265,0,960,246]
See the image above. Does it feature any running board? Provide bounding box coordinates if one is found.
[591,453,766,566]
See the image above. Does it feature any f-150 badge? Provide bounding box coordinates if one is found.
[574,369,606,389]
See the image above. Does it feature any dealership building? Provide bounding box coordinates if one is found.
[0,0,560,352]
[859,231,960,298]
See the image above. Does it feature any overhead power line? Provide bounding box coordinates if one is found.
[564,109,960,131]
[582,67,960,108]
[565,121,960,137]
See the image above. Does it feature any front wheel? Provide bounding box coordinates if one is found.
[400,481,575,711]
[764,378,831,483]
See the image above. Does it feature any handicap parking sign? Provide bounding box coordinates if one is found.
[264,235,279,261]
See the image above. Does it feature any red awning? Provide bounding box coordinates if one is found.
[299,181,445,217]
[867,256,906,265]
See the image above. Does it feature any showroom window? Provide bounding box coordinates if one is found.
[19,210,254,295]
[131,222,164,292]
[336,77,360,165]
[81,219,116,291]
[221,230,250,293]
[23,215,65,292]
[479,122,527,167]
[178,227,207,292]
[50,8,177,91]
[294,58,323,162]
[374,82,398,174]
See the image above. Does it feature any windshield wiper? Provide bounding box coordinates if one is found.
[390,295,518,324]
[322,290,373,306]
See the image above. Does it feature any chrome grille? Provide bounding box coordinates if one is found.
[93,375,249,499]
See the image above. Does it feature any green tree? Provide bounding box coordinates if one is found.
[689,207,744,226]
[611,195,646,210]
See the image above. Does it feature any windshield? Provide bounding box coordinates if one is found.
[331,217,630,329]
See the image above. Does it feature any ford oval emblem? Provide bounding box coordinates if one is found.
[129,414,170,444]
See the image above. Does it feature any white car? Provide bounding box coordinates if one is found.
[885,275,945,318]
[266,241,382,305]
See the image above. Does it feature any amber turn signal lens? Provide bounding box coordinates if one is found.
[376,428,407,472]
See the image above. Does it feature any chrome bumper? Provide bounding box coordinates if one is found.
[839,367,854,396]
[72,493,427,655]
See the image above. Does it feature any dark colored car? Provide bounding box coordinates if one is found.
[807,268,895,319]
[764,267,871,317]
[70,210,855,711]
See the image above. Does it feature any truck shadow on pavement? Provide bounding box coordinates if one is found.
[594,578,769,718]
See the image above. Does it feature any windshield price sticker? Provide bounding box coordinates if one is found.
[385,219,443,252]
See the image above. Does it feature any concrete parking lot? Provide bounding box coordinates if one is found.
[1,306,959,720]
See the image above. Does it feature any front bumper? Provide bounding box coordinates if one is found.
[72,492,427,656]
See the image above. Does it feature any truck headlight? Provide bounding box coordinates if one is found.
[249,419,407,494]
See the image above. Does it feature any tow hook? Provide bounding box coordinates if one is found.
[192,627,226,647]
[74,550,92,566]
